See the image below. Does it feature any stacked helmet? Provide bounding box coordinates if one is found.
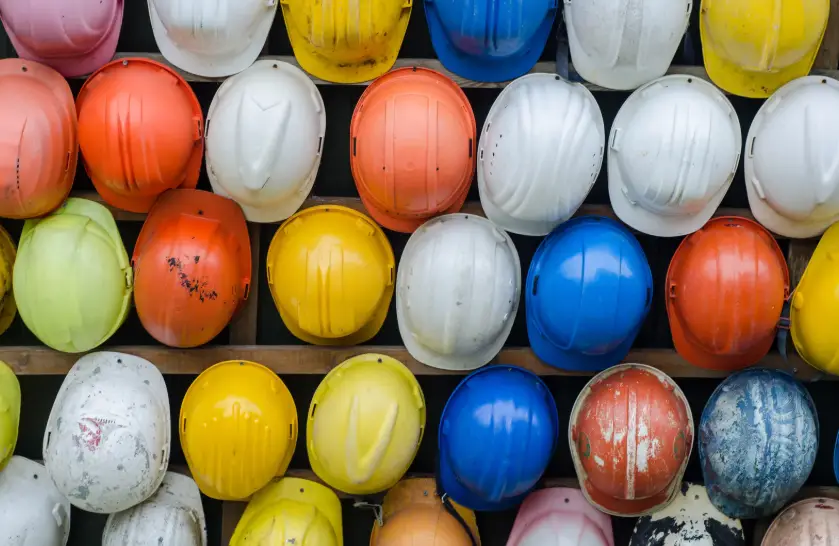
[570,364,693,516]
[746,76,839,238]
[396,214,521,371]
[180,360,297,501]
[507,488,614,546]
[0,59,76,219]
[307,354,425,495]
[76,58,204,213]
[762,498,839,546]
[478,74,605,236]
[667,217,789,371]
[0,361,19,471]
[43,352,170,513]
[564,0,692,90]
[608,75,742,237]
[701,0,829,98]
[133,190,251,348]
[281,0,411,83]
[0,226,16,336]
[700,368,819,519]
[0,0,122,77]
[526,217,652,372]
[267,206,395,345]
[438,366,559,511]
[205,60,326,222]
[14,198,133,353]
[0,457,71,546]
[351,68,476,233]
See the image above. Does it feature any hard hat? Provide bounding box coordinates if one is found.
[133,189,251,348]
[438,365,559,511]
[350,67,476,233]
[180,360,297,501]
[396,214,520,371]
[762,498,839,546]
[425,0,556,82]
[700,0,829,98]
[0,456,71,546]
[308,354,425,495]
[564,0,691,90]
[507,488,614,546]
[0,0,122,77]
[230,478,343,546]
[477,74,605,236]
[76,58,204,213]
[14,198,133,353]
[745,76,839,238]
[526,217,652,372]
[667,217,789,371]
[699,368,819,519]
[0,361,20,472]
[280,0,411,83]
[0,59,76,219]
[43,352,171,514]
[102,472,207,546]
[149,0,277,78]
[0,225,16,336]
[608,75,742,237]
[205,60,326,223]
[570,364,693,517]
[267,205,394,346]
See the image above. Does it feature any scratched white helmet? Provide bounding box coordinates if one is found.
[0,456,71,546]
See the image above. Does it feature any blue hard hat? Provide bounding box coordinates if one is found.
[699,368,819,519]
[525,216,653,372]
[437,365,559,511]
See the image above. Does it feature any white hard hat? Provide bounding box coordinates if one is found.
[43,351,171,514]
[478,73,605,236]
[396,214,521,370]
[746,76,839,238]
[206,60,326,223]
[608,75,742,237]
[0,456,71,546]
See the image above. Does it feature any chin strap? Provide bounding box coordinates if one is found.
[436,462,478,546]
[777,297,823,383]
[555,5,570,81]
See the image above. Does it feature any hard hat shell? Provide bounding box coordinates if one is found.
[43,352,171,514]
[608,75,742,237]
[667,217,789,371]
[76,58,204,213]
[0,0,123,77]
[307,354,425,495]
[180,360,298,501]
[507,488,614,546]
[351,67,476,233]
[526,216,652,372]
[699,368,819,519]
[0,225,17,336]
[0,456,71,546]
[477,74,605,236]
[102,472,207,546]
[425,0,556,82]
[0,59,77,219]
[14,198,133,353]
[438,365,559,511]
[267,205,395,346]
[700,0,829,98]
[0,361,20,472]
[762,497,839,546]
[281,0,411,84]
[205,60,326,223]
[396,213,521,371]
[133,189,251,348]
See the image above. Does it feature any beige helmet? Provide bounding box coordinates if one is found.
[762,497,839,545]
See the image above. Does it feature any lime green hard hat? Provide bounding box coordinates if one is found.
[0,225,17,336]
[0,361,20,471]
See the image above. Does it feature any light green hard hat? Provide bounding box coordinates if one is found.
[0,361,20,471]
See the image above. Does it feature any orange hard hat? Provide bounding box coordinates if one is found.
[132,189,251,348]
[76,58,203,213]
[0,59,77,219]
[666,216,789,371]
[350,67,476,233]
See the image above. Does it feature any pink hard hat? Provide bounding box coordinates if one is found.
[507,488,615,546]
[0,0,123,77]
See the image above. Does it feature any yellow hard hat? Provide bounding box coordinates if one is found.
[0,225,16,336]
[308,354,425,495]
[700,0,829,97]
[179,360,298,501]
[0,361,20,471]
[280,0,412,83]
[267,206,394,346]
[230,477,343,546]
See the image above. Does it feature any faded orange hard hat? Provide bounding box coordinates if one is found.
[667,216,789,371]
[132,189,250,348]
[0,59,77,219]
[76,58,203,213]
[350,67,476,233]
